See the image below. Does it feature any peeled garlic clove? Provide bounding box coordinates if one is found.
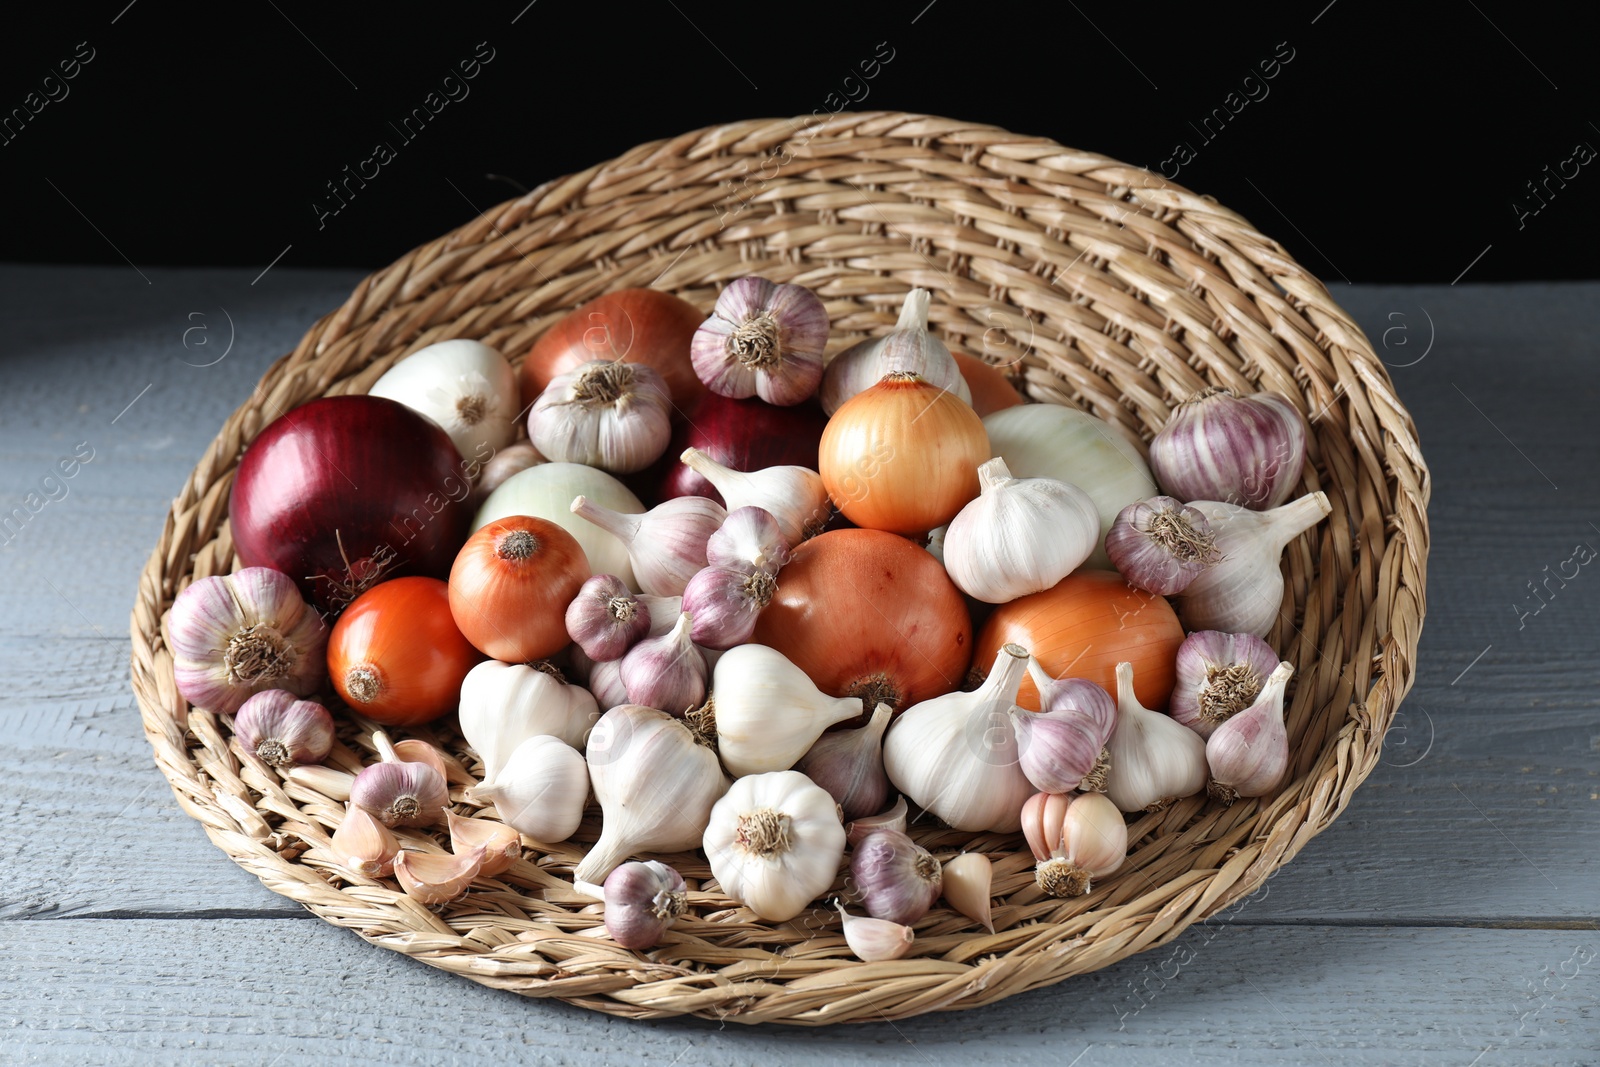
[1149,387,1307,511]
[603,860,688,950]
[941,853,995,933]
[679,448,830,547]
[565,573,651,662]
[395,846,485,906]
[705,505,790,574]
[690,276,829,407]
[1021,791,1128,897]
[1104,662,1209,814]
[712,644,864,777]
[458,660,600,781]
[464,734,589,843]
[1176,492,1332,638]
[835,900,915,962]
[1105,495,1221,596]
[1170,630,1281,738]
[703,770,846,922]
[943,457,1101,604]
[1206,660,1294,804]
[620,612,706,715]
[571,494,725,597]
[350,757,448,828]
[330,804,398,878]
[681,562,776,651]
[233,689,335,767]
[1015,665,1116,794]
[820,289,970,416]
[446,810,521,877]
[845,794,908,847]
[796,703,893,821]
[530,360,674,474]
[850,828,941,925]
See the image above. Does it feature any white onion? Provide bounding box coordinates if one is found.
[368,339,519,463]
[474,462,645,589]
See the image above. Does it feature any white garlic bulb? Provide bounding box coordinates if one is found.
[464,734,589,843]
[367,339,519,462]
[820,289,971,415]
[942,458,1100,604]
[712,644,865,777]
[1176,492,1332,637]
[1104,661,1208,813]
[702,770,846,922]
[530,360,673,473]
[457,660,600,782]
[882,643,1038,832]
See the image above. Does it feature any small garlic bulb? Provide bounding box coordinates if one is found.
[570,494,725,597]
[712,644,864,777]
[1206,660,1294,804]
[1105,495,1220,596]
[1104,662,1208,813]
[820,289,970,415]
[619,612,707,715]
[1014,664,1116,794]
[530,360,673,473]
[705,506,790,573]
[834,901,915,961]
[1169,630,1281,738]
[232,689,334,767]
[940,853,995,933]
[457,660,600,781]
[850,829,942,925]
[678,448,830,547]
[349,732,450,827]
[680,562,776,650]
[703,770,846,921]
[565,573,651,662]
[690,276,829,406]
[1021,791,1128,897]
[367,339,519,462]
[1149,387,1308,510]
[942,458,1100,604]
[476,441,544,498]
[1176,492,1332,637]
[795,702,893,821]
[464,734,590,843]
[604,860,689,950]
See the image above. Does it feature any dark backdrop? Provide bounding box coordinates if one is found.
[3,1,1594,283]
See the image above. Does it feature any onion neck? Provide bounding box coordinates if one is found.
[456,392,488,426]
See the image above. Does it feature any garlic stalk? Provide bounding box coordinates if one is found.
[531,360,673,473]
[941,853,995,933]
[445,810,521,877]
[168,566,328,714]
[845,794,908,848]
[705,506,790,574]
[1150,387,1307,510]
[795,702,892,820]
[458,660,600,782]
[850,828,942,924]
[1176,492,1332,637]
[464,734,590,843]
[1105,495,1220,596]
[604,860,688,949]
[1206,660,1294,804]
[620,612,707,715]
[680,561,776,650]
[703,770,846,921]
[1104,662,1208,813]
[882,643,1038,832]
[232,689,334,767]
[1021,791,1128,897]
[565,573,651,662]
[349,732,450,827]
[943,457,1100,603]
[712,644,864,777]
[834,901,915,961]
[690,276,829,406]
[820,289,970,415]
[368,339,519,462]
[1014,664,1116,794]
[576,704,730,885]
[570,494,725,597]
[1170,630,1281,738]
[679,448,830,547]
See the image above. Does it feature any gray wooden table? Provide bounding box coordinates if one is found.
[3,265,1595,1065]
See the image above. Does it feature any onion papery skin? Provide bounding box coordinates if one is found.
[632,391,830,507]
[975,569,1182,712]
[952,351,1024,417]
[229,395,472,615]
[751,529,971,714]
[449,516,590,662]
[520,289,708,412]
[328,576,483,726]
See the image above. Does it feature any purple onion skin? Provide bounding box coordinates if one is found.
[1149,390,1306,511]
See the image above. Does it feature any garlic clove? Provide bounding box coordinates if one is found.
[940,853,995,933]
[637,594,684,637]
[1170,630,1281,738]
[445,810,521,877]
[943,457,1101,604]
[330,804,398,878]
[571,494,725,597]
[712,644,865,777]
[834,901,915,962]
[286,764,355,801]
[690,276,829,407]
[530,360,673,473]
[565,573,651,662]
[588,656,630,711]
[850,828,942,925]
[1105,495,1221,596]
[619,612,707,715]
[819,289,970,416]
[796,703,893,821]
[233,689,335,767]
[679,448,830,547]
[1149,387,1307,511]
[349,757,449,828]
[1021,791,1128,897]
[394,846,486,906]
[1176,492,1332,638]
[1205,660,1294,804]
[705,505,790,574]
[680,562,776,651]
[463,734,589,844]
[390,738,451,786]
[845,794,909,847]
[603,859,688,950]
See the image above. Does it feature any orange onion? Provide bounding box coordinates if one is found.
[329,576,482,726]
[952,351,1024,417]
[448,516,589,662]
[819,372,989,535]
[520,288,707,411]
[975,569,1182,711]
[752,528,970,712]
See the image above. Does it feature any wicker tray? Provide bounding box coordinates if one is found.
[128,111,1429,1025]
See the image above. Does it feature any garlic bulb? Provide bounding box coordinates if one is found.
[576,704,730,884]
[1104,662,1208,813]
[943,457,1100,603]
[458,660,600,781]
[395,846,485,905]
[820,289,970,415]
[620,612,707,715]
[1170,630,1281,738]
[1149,387,1307,510]
[349,731,450,828]
[1206,660,1294,804]
[1105,495,1220,596]
[1021,791,1128,897]
[941,853,995,933]
[795,703,892,820]
[712,644,864,777]
[368,339,519,462]
[168,566,328,714]
[882,643,1037,832]
[1014,664,1116,794]
[530,360,673,473]
[703,770,846,921]
[1176,492,1332,637]
[845,794,908,847]
[565,573,651,662]
[679,448,830,547]
[330,804,398,878]
[680,562,776,650]
[705,506,790,574]
[445,810,520,877]
[464,734,589,843]
[690,276,829,406]
[604,860,688,949]
[834,901,915,961]
[850,828,941,924]
[232,689,334,767]
[570,494,725,597]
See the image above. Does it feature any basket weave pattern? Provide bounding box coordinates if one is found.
[129,112,1429,1024]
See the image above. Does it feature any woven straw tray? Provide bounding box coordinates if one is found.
[128,112,1429,1025]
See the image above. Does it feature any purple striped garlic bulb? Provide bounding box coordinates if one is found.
[168,567,328,714]
[690,276,829,406]
[1169,630,1282,738]
[1149,388,1307,510]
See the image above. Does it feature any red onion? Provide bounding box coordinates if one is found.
[629,392,828,506]
[229,395,472,615]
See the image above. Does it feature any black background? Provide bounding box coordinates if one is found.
[2,1,1594,283]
